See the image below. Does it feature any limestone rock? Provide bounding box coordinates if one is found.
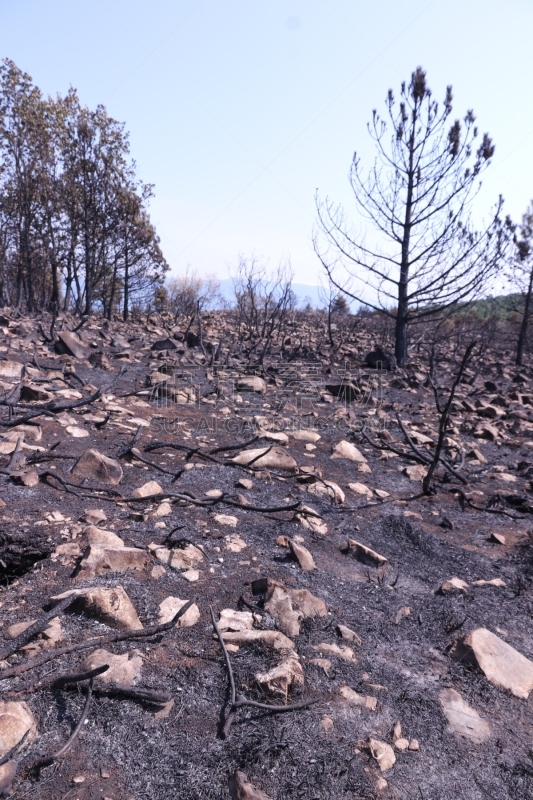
[0,701,37,759]
[337,624,361,645]
[132,480,163,498]
[219,609,254,632]
[232,447,298,472]
[221,629,294,650]
[73,544,147,580]
[450,628,533,698]
[440,577,469,594]
[237,376,267,394]
[158,597,200,627]
[83,648,143,686]
[265,584,326,637]
[225,533,247,552]
[291,430,321,443]
[439,688,491,743]
[0,361,23,380]
[229,771,273,800]
[338,685,377,710]
[55,331,90,359]
[265,586,300,638]
[368,738,396,772]
[256,653,304,698]
[341,539,388,568]
[330,440,367,463]
[294,505,328,535]
[307,479,345,505]
[85,526,125,548]
[214,513,238,527]
[402,464,427,481]
[314,642,356,662]
[51,586,142,630]
[81,509,107,525]
[348,482,373,498]
[72,449,123,485]
[151,543,204,571]
[289,539,316,571]
[0,761,17,795]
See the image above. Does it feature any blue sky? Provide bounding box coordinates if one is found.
[1,0,532,285]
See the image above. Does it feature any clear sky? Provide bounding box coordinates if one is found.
[1,0,532,285]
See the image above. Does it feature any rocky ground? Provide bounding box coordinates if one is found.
[0,311,532,800]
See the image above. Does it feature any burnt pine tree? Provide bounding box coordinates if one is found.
[512,202,533,366]
[315,67,511,365]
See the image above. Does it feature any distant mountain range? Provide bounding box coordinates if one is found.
[218,279,326,310]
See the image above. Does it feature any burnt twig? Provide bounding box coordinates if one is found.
[0,599,195,681]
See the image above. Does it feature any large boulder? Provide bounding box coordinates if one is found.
[83,648,143,686]
[0,701,37,759]
[237,376,267,394]
[450,628,533,698]
[72,449,123,485]
[51,586,142,630]
[55,331,91,360]
[439,688,491,742]
[72,545,148,581]
[232,447,297,472]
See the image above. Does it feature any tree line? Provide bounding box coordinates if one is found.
[0,59,167,319]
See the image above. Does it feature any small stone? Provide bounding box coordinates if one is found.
[237,478,253,490]
[81,509,107,525]
[472,578,506,587]
[225,534,247,552]
[256,653,304,699]
[132,480,163,498]
[331,440,367,462]
[321,715,334,731]
[408,739,419,751]
[347,482,373,498]
[158,597,200,627]
[214,514,238,528]
[489,532,506,544]
[289,539,316,571]
[337,624,361,645]
[394,606,411,624]
[368,738,396,772]
[338,685,377,710]
[394,738,410,751]
[314,642,356,662]
[440,577,469,594]
[66,426,89,438]
[152,501,172,517]
[151,564,166,579]
[402,464,427,481]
